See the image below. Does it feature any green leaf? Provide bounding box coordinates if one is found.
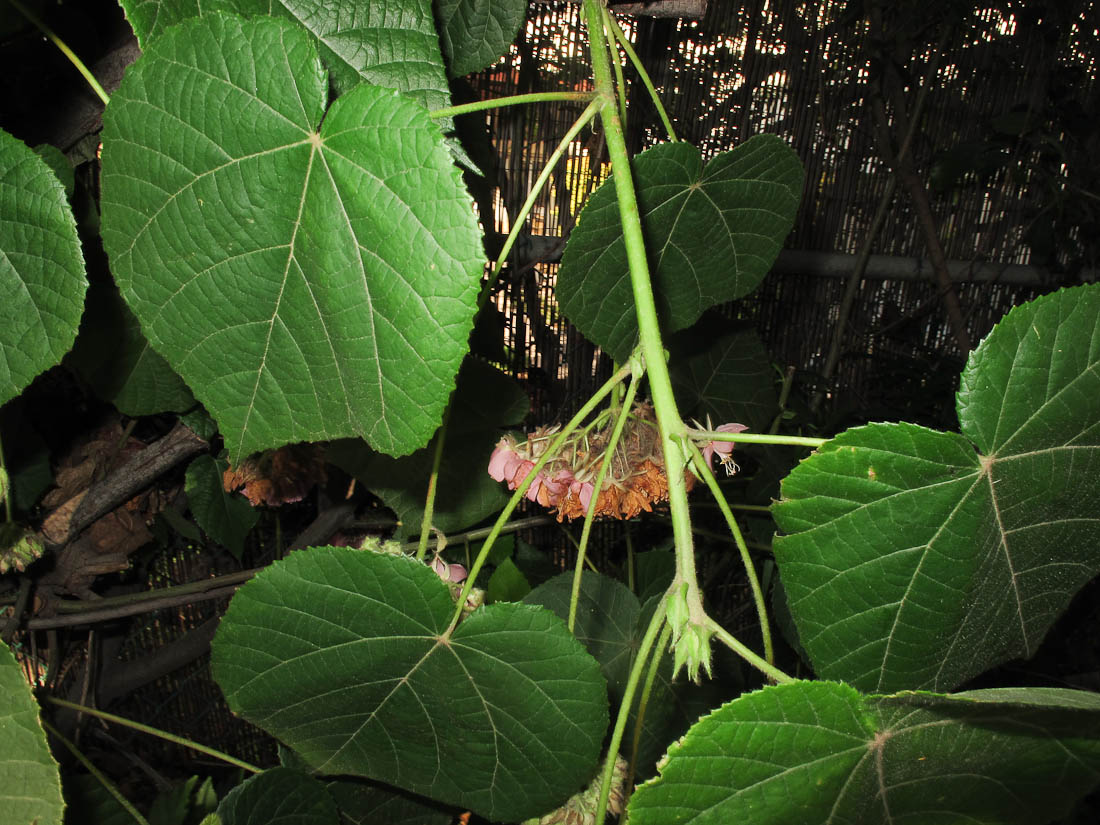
[63,775,132,825]
[487,556,531,602]
[628,681,1100,825]
[773,284,1100,692]
[525,571,640,696]
[34,144,74,200]
[435,0,526,77]
[0,128,87,407]
[185,455,259,560]
[211,547,608,822]
[100,15,483,461]
[332,358,528,536]
[634,547,674,604]
[68,276,196,416]
[326,777,453,825]
[149,776,218,825]
[119,0,451,104]
[669,323,777,429]
[216,768,338,825]
[0,643,64,825]
[558,136,802,362]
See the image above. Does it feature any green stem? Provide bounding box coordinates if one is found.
[593,596,668,825]
[43,719,150,825]
[480,99,600,311]
[0,431,11,523]
[690,430,828,449]
[706,617,794,684]
[417,403,451,561]
[568,366,641,632]
[582,0,702,630]
[603,10,629,128]
[626,620,671,798]
[8,0,109,105]
[686,439,773,664]
[447,362,633,629]
[430,91,595,120]
[603,7,678,142]
[45,697,262,773]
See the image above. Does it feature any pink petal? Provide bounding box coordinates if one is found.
[488,440,516,481]
[508,460,536,491]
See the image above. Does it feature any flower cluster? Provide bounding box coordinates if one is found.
[487,403,747,521]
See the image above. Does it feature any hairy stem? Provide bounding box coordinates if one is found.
[430,91,594,120]
[581,0,702,630]
[686,439,773,664]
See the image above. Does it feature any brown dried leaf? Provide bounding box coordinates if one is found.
[223,444,327,507]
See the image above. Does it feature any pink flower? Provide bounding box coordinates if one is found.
[488,438,524,482]
[431,557,468,583]
[537,469,574,506]
[703,423,748,475]
[572,479,595,510]
[510,459,536,491]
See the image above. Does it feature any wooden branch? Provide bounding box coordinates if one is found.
[560,0,707,18]
[40,422,207,548]
[97,618,220,706]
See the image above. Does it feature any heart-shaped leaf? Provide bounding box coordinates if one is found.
[628,680,1100,825]
[118,0,451,104]
[436,0,527,77]
[100,15,483,461]
[557,136,802,362]
[217,768,337,825]
[0,128,86,407]
[211,547,608,822]
[773,284,1100,692]
[0,643,64,825]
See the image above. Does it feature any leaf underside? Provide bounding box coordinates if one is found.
[558,136,803,362]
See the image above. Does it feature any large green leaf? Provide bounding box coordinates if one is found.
[0,643,64,825]
[118,0,451,105]
[647,681,1100,824]
[217,768,337,825]
[100,15,483,461]
[435,0,526,77]
[773,285,1100,692]
[325,778,453,825]
[211,547,608,822]
[332,358,528,536]
[557,136,802,362]
[669,323,778,430]
[629,680,1100,825]
[68,276,195,416]
[0,128,87,407]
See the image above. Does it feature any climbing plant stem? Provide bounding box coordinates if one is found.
[430,91,594,119]
[582,0,701,622]
[686,438,774,664]
[688,429,827,449]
